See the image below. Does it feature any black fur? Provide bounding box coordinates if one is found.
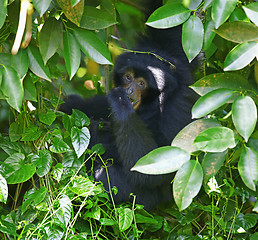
[60,3,197,209]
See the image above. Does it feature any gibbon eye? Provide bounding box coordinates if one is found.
[123,73,133,83]
[137,78,147,89]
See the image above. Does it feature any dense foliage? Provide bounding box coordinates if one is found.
[0,0,257,239]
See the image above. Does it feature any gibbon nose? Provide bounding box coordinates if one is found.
[126,87,134,96]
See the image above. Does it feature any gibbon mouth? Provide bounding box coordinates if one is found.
[129,97,141,110]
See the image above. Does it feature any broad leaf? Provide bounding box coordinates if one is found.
[1,65,23,112]
[27,45,51,81]
[224,42,258,71]
[203,19,216,50]
[31,150,53,177]
[216,21,258,43]
[39,111,56,125]
[190,73,251,96]
[32,0,52,16]
[63,31,81,80]
[192,88,235,118]
[73,28,112,65]
[23,75,37,101]
[11,50,29,80]
[80,6,117,30]
[0,0,7,29]
[56,195,72,227]
[50,137,70,153]
[146,3,191,29]
[0,174,8,203]
[71,109,90,127]
[232,96,257,142]
[57,0,84,26]
[21,126,41,141]
[131,146,190,174]
[39,18,63,64]
[202,151,227,183]
[118,208,133,232]
[243,2,258,26]
[71,126,90,158]
[173,160,203,211]
[238,147,258,191]
[212,0,238,29]
[182,15,204,62]
[194,127,237,152]
[172,119,221,153]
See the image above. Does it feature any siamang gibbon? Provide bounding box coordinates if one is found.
[60,1,197,209]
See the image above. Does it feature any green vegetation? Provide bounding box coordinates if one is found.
[0,0,257,239]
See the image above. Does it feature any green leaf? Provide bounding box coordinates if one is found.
[72,0,80,7]
[190,73,251,96]
[131,146,190,175]
[5,154,36,184]
[71,126,90,158]
[146,3,191,29]
[63,31,81,80]
[9,122,23,142]
[172,119,221,153]
[32,0,52,16]
[22,187,47,213]
[212,0,238,29]
[238,146,258,191]
[11,49,29,80]
[52,163,63,182]
[73,28,112,65]
[232,96,257,142]
[243,2,258,26]
[39,111,56,125]
[202,151,227,183]
[224,42,258,71]
[0,174,8,203]
[27,45,51,81]
[182,15,204,62]
[173,160,203,211]
[194,127,237,152]
[203,0,213,11]
[99,218,117,226]
[235,213,258,231]
[118,207,133,232]
[57,0,84,26]
[1,65,24,112]
[31,150,53,177]
[21,126,41,141]
[50,137,70,153]
[56,195,72,227]
[192,88,235,118]
[80,6,117,30]
[71,109,90,127]
[216,21,258,43]
[23,75,37,102]
[62,151,84,175]
[0,0,7,29]
[203,19,216,50]
[39,18,63,65]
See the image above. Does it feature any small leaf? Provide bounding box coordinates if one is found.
[23,75,37,102]
[71,109,90,127]
[131,146,190,175]
[232,96,257,142]
[32,0,52,17]
[57,0,84,26]
[216,21,258,43]
[202,151,227,183]
[0,174,8,203]
[1,65,24,112]
[39,111,56,125]
[172,119,221,153]
[146,3,191,29]
[27,45,51,81]
[56,195,72,227]
[243,2,258,26]
[238,146,258,191]
[71,126,90,158]
[0,0,7,29]
[212,0,238,29]
[224,42,258,71]
[194,127,237,152]
[173,160,203,211]
[190,73,251,96]
[63,31,81,80]
[182,15,204,62]
[39,18,63,64]
[73,28,112,65]
[21,126,41,141]
[192,88,235,118]
[118,208,133,232]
